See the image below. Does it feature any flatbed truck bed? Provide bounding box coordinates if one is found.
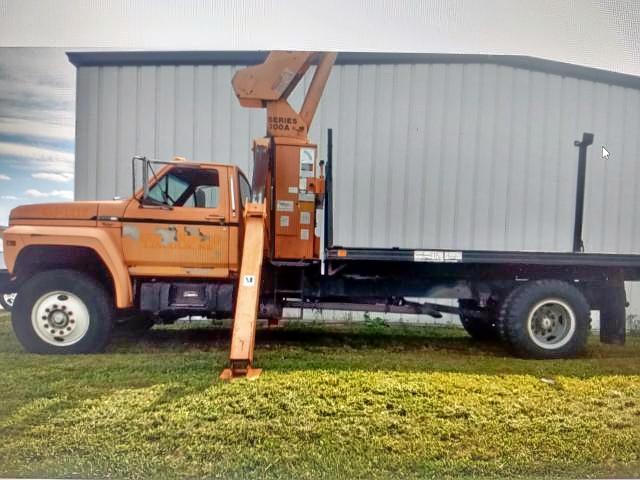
[326,246,640,271]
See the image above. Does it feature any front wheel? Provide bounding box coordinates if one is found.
[497,280,590,359]
[12,269,114,354]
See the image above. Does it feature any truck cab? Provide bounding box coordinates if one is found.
[121,157,250,279]
[1,157,252,353]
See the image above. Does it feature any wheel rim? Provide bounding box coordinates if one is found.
[527,298,576,350]
[3,293,16,308]
[31,291,90,347]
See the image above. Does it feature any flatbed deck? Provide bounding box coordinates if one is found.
[326,246,640,269]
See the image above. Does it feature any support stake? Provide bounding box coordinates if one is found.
[572,132,594,253]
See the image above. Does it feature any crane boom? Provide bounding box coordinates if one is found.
[232,51,337,140]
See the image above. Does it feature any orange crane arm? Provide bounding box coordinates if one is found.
[232,51,337,139]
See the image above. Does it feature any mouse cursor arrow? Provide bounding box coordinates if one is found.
[602,146,610,159]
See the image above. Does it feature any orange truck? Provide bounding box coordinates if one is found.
[0,51,636,377]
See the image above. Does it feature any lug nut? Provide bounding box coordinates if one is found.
[44,324,49,328]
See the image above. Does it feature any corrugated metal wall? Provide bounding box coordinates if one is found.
[74,59,640,315]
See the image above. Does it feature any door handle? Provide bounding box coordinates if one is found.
[205,214,225,224]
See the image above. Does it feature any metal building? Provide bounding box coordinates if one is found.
[67,51,640,316]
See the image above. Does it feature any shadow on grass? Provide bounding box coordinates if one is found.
[111,322,499,353]
[2,313,636,377]
[109,322,640,372]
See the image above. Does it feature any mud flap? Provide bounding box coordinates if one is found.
[599,280,626,345]
[0,270,12,294]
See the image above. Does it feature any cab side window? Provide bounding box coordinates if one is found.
[148,173,189,206]
[193,185,219,208]
[146,167,220,208]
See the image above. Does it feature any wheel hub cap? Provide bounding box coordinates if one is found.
[527,299,576,350]
[50,310,70,327]
[31,291,90,347]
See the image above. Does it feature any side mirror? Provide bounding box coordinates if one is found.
[142,157,150,201]
[131,155,148,201]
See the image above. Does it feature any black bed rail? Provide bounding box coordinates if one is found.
[573,132,594,253]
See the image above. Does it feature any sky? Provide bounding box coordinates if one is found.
[0,48,75,226]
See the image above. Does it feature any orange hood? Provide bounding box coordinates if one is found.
[9,200,129,223]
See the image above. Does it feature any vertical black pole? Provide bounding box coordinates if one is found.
[324,129,334,250]
[573,132,594,253]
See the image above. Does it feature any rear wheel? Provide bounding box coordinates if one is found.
[497,280,590,359]
[12,269,114,354]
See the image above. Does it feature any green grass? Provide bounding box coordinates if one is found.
[0,311,639,479]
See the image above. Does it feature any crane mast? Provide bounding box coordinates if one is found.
[221,51,336,379]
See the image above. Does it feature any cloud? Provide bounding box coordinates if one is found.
[0,141,74,171]
[32,172,73,182]
[0,49,76,226]
[24,189,73,200]
[0,118,74,143]
[2,157,74,175]
[0,48,75,185]
[0,49,75,116]
[51,190,73,200]
[24,189,48,198]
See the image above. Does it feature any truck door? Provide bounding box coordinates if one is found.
[121,164,233,278]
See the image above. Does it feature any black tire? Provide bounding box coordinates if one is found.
[497,280,590,359]
[0,292,16,312]
[12,269,114,354]
[458,299,499,341]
